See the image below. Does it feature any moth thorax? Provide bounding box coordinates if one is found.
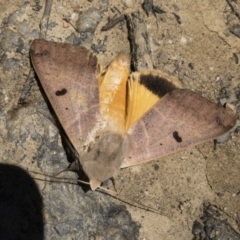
[80,131,128,184]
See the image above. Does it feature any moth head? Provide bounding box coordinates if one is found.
[89,178,102,191]
[80,132,128,190]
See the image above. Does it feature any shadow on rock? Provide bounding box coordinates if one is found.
[0,164,43,240]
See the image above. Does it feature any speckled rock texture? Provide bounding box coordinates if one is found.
[0,0,239,239]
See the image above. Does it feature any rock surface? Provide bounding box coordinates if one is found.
[0,0,239,239]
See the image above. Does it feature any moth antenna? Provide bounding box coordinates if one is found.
[53,169,69,177]
[29,171,168,215]
[29,170,90,186]
[96,188,167,216]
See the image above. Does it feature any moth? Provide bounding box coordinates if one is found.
[30,39,237,190]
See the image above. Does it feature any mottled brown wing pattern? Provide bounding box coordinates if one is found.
[122,89,236,168]
[30,40,100,152]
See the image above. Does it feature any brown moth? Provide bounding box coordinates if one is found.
[30,39,237,190]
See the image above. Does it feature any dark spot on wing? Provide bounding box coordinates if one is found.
[55,88,67,96]
[173,131,182,143]
[139,74,178,98]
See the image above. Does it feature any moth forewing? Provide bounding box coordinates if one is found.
[30,39,100,153]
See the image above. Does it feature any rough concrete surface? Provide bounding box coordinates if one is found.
[0,0,239,239]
